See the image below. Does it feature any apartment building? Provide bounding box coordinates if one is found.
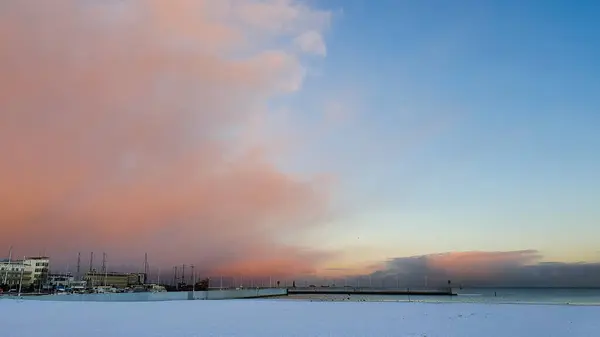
[23,256,50,287]
[0,259,33,288]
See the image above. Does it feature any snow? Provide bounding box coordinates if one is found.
[1,299,599,337]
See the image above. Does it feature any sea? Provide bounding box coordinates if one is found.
[280,288,600,305]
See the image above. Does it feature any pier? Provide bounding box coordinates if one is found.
[288,287,456,296]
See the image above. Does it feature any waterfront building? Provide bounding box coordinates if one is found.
[47,273,74,288]
[83,271,146,289]
[70,280,87,292]
[22,256,50,287]
[0,259,33,288]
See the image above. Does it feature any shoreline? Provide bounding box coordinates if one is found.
[2,298,598,337]
[278,294,600,307]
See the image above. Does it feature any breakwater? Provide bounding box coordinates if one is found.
[12,288,287,302]
[288,287,456,296]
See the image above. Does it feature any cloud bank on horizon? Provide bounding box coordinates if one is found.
[356,250,600,288]
[0,0,335,276]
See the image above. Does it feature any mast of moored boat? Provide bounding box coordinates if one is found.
[2,246,12,285]
[18,256,25,296]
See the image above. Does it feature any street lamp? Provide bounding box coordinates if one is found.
[191,265,195,299]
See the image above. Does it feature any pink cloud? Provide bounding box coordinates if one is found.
[0,0,335,276]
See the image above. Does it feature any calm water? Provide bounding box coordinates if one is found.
[281,288,600,305]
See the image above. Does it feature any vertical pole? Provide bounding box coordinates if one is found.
[89,252,94,272]
[101,253,106,274]
[76,252,81,281]
[174,266,178,289]
[191,265,195,299]
[3,246,12,285]
[65,264,70,288]
[144,253,149,284]
[18,256,25,296]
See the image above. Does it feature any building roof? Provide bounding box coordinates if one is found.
[1,257,49,262]
[0,259,24,264]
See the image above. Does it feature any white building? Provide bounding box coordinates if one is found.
[1,256,50,288]
[47,273,74,288]
[0,259,33,287]
[22,257,50,286]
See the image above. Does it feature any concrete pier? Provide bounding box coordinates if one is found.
[16,288,288,302]
[288,287,456,296]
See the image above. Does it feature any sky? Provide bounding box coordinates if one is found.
[1,0,599,287]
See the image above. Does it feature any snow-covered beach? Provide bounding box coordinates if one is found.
[2,299,599,337]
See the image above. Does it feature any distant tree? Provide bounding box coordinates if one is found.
[196,278,209,290]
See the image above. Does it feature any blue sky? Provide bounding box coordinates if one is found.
[3,0,599,279]
[281,0,600,266]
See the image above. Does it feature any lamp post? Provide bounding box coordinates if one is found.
[18,256,25,296]
[191,265,195,299]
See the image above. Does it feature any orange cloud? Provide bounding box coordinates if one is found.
[0,0,334,276]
